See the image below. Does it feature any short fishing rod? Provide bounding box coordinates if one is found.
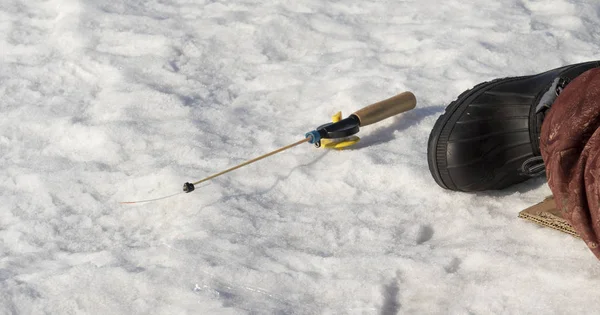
[121,91,416,204]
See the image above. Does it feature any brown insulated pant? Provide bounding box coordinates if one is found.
[541,68,600,259]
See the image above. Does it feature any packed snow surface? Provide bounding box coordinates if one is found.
[2,0,600,314]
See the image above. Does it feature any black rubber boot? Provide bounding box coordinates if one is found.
[428,61,600,192]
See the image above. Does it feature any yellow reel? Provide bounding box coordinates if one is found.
[319,111,360,149]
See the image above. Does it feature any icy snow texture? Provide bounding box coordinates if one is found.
[2,0,600,314]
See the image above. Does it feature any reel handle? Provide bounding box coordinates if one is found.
[352,91,416,126]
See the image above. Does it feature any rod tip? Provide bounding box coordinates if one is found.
[183,182,195,193]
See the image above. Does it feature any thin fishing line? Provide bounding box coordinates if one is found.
[120,191,184,204]
[119,183,212,205]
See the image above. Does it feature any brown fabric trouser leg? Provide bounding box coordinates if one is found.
[541,68,600,259]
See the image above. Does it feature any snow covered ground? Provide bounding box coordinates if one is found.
[2,0,600,313]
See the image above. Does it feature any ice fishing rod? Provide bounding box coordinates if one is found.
[121,91,416,204]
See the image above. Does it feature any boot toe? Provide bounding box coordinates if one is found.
[428,86,534,191]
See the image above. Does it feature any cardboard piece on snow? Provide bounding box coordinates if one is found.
[518,196,579,238]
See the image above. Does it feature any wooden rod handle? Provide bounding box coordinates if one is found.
[352,91,416,126]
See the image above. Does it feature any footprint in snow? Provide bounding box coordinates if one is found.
[415,225,434,245]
